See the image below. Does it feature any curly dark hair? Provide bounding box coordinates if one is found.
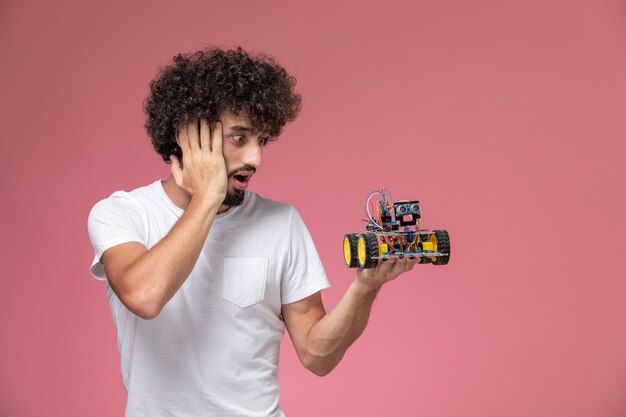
[144,47,302,163]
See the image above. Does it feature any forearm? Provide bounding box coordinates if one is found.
[305,279,381,375]
[116,193,221,317]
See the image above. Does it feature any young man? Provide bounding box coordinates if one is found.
[88,47,417,417]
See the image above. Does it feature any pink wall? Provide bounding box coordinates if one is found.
[1,0,625,416]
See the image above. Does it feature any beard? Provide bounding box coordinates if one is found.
[222,187,245,207]
[222,164,255,207]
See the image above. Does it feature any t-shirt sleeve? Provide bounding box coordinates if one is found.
[87,193,147,281]
[281,207,331,304]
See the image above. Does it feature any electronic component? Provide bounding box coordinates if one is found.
[343,188,450,269]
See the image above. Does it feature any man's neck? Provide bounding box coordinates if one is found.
[161,175,230,213]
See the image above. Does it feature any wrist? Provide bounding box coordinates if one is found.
[189,191,223,212]
[353,277,382,298]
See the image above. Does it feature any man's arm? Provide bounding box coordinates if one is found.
[282,257,417,376]
[101,119,227,319]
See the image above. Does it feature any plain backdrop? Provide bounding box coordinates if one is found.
[1,0,625,416]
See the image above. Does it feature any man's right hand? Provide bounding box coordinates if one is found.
[170,119,227,202]
[101,118,228,319]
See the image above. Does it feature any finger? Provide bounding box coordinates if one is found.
[200,118,210,151]
[392,258,408,275]
[177,124,191,156]
[404,257,418,272]
[187,118,201,153]
[377,256,396,275]
[211,121,223,154]
[170,155,183,186]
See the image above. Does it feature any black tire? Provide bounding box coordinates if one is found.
[432,230,450,265]
[358,233,379,269]
[419,255,431,264]
[343,234,360,268]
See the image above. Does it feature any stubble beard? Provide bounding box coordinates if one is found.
[222,188,245,207]
[222,164,255,207]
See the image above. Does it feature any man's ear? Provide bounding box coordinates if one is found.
[168,153,182,167]
[175,124,183,146]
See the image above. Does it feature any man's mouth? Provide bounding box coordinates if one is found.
[232,172,254,189]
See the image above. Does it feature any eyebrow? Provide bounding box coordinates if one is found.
[229,125,254,133]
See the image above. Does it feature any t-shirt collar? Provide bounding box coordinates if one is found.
[155,180,246,221]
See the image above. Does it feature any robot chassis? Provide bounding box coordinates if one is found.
[343,189,451,269]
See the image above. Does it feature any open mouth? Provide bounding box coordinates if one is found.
[232,173,253,189]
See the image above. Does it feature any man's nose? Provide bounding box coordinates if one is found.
[242,140,263,168]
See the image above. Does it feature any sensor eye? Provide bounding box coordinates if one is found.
[410,204,419,214]
[396,205,407,215]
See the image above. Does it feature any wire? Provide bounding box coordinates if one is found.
[365,190,384,230]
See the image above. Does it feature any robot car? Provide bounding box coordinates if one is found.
[343,188,451,269]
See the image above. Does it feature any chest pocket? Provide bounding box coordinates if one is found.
[222,257,268,308]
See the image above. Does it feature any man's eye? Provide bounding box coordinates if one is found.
[259,137,271,146]
[232,135,245,143]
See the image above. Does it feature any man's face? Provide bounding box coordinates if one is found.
[218,111,269,207]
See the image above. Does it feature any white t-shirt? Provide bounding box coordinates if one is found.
[87,180,330,417]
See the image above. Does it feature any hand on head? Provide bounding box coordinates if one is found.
[170,119,228,203]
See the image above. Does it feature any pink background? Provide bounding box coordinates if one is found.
[1,0,625,416]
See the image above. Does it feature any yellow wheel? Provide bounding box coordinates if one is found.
[357,233,379,269]
[343,234,359,268]
[357,237,366,266]
[429,233,438,263]
[431,230,450,265]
